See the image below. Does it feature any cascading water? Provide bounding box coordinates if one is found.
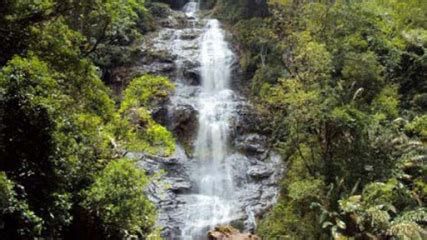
[180,18,238,239]
[134,2,284,239]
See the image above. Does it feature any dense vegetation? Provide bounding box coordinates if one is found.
[0,0,175,239]
[213,0,427,239]
[1,0,426,239]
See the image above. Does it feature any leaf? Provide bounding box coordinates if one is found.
[336,219,347,230]
[322,221,334,229]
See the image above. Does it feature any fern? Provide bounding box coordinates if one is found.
[387,208,427,240]
[387,222,426,240]
[392,208,427,224]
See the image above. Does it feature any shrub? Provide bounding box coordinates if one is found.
[81,159,156,239]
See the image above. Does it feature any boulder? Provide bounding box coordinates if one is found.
[180,30,200,40]
[247,165,274,179]
[178,58,201,85]
[159,16,179,28]
[167,103,198,149]
[181,59,200,71]
[232,104,264,136]
[208,225,261,240]
[235,134,267,156]
[168,104,198,130]
[165,177,192,193]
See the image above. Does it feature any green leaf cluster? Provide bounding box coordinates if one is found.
[81,159,156,239]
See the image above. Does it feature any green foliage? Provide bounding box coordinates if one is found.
[335,178,425,239]
[0,172,43,238]
[26,18,116,120]
[149,2,171,18]
[1,0,426,239]
[119,75,175,156]
[0,55,101,238]
[0,1,174,238]
[288,179,324,202]
[0,172,14,210]
[341,51,384,103]
[371,85,400,119]
[28,18,85,67]
[215,0,269,21]
[81,159,156,239]
[233,17,283,93]
[69,0,148,68]
[122,108,175,156]
[0,58,169,238]
[120,74,174,112]
[406,115,427,140]
[258,152,326,239]
[362,179,412,207]
[0,0,153,69]
[217,0,427,239]
[0,55,63,111]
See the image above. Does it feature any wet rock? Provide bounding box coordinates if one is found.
[137,48,176,75]
[235,134,267,156]
[183,69,201,85]
[153,4,186,28]
[178,57,200,85]
[247,165,274,179]
[182,42,199,51]
[232,104,264,136]
[167,104,198,147]
[181,59,200,70]
[168,104,198,130]
[152,104,169,126]
[143,153,180,166]
[142,49,176,64]
[180,30,200,40]
[141,62,175,75]
[159,16,179,28]
[208,226,261,240]
[166,177,192,193]
[227,154,251,187]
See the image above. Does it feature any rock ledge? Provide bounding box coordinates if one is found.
[208,225,261,240]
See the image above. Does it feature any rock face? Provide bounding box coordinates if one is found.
[235,134,268,156]
[208,226,261,240]
[182,68,201,85]
[167,103,198,146]
[168,104,198,130]
[232,103,264,136]
[247,165,274,179]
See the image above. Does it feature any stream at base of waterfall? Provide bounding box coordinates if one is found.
[128,1,284,239]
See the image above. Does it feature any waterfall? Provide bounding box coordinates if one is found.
[135,2,284,239]
[180,9,239,238]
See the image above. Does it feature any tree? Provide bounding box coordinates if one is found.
[81,159,157,239]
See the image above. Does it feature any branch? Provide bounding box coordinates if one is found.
[81,19,111,58]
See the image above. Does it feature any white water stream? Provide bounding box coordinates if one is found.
[180,3,238,238]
